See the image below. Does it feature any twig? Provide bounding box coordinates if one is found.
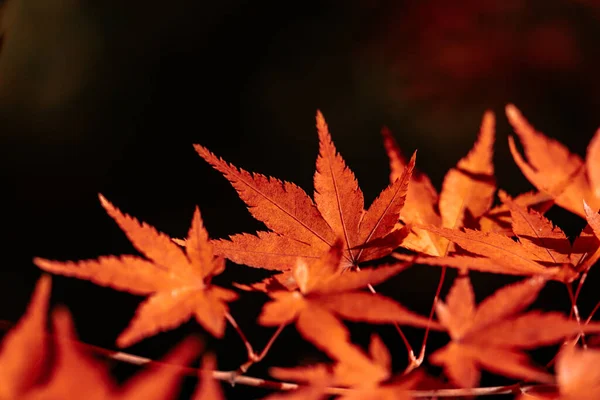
[0,320,560,398]
[105,347,550,397]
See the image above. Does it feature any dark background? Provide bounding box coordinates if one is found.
[2,0,600,398]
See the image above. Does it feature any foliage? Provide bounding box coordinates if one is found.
[5,105,600,398]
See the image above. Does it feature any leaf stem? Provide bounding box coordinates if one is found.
[415,263,449,370]
[225,312,286,374]
[585,300,600,324]
[237,323,286,373]
[547,282,590,369]
[225,312,255,360]
[574,270,588,303]
[359,266,417,370]
[566,283,587,348]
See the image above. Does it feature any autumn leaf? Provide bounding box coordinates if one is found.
[190,354,225,400]
[24,307,204,400]
[269,334,419,400]
[193,110,414,271]
[584,200,600,239]
[0,275,210,400]
[0,275,51,399]
[507,104,600,217]
[398,195,596,281]
[549,345,600,400]
[478,190,555,235]
[34,194,238,347]
[383,110,497,257]
[431,274,600,388]
[257,241,439,371]
[517,345,600,400]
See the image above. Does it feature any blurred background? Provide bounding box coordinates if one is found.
[2,0,600,397]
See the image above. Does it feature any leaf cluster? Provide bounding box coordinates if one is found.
[7,105,600,399]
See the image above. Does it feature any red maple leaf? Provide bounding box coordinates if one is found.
[432,274,600,388]
[193,111,414,272]
[34,195,238,347]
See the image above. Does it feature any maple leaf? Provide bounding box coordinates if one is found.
[257,241,440,371]
[383,110,497,256]
[431,274,600,388]
[24,307,205,400]
[518,345,600,400]
[192,354,225,400]
[34,194,238,347]
[193,111,414,271]
[583,200,600,240]
[478,190,555,235]
[0,275,51,399]
[397,194,597,281]
[268,334,419,400]
[0,275,214,400]
[507,104,600,218]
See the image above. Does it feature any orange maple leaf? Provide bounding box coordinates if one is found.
[268,334,419,400]
[399,195,597,281]
[24,308,208,400]
[385,112,557,256]
[257,241,439,370]
[583,200,600,240]
[34,194,238,347]
[478,190,555,234]
[0,275,217,400]
[383,111,498,257]
[516,345,600,400]
[507,104,600,218]
[431,274,600,388]
[193,111,414,271]
[0,275,51,399]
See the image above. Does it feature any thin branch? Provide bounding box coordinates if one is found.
[0,320,559,398]
[108,347,547,397]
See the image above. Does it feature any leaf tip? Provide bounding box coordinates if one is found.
[32,257,56,274]
[410,149,418,161]
[98,192,109,207]
[315,109,329,138]
[381,125,392,138]
[51,305,76,339]
[98,193,116,215]
[32,273,53,311]
[505,103,521,121]
[481,109,495,131]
